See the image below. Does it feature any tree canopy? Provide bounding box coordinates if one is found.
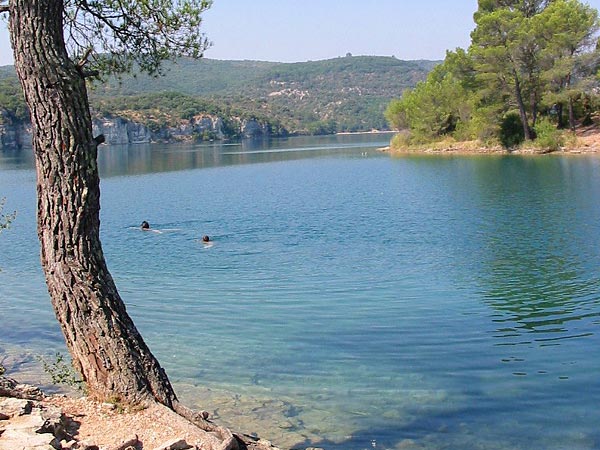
[386,0,600,148]
[67,0,211,75]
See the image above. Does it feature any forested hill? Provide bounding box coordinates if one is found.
[1,56,437,137]
[94,56,437,133]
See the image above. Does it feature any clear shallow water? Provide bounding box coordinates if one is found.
[2,135,600,449]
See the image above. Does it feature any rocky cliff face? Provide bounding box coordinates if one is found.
[240,119,272,138]
[0,110,280,149]
[91,114,276,145]
[0,112,31,149]
[92,117,153,145]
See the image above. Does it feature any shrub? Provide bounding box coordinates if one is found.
[40,352,85,392]
[499,112,525,148]
[390,131,412,149]
[533,117,565,152]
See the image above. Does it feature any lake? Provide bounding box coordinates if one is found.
[1,134,600,450]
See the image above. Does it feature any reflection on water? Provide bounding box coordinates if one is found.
[96,135,388,177]
[464,157,600,347]
[1,134,390,177]
[0,145,35,169]
[2,143,600,449]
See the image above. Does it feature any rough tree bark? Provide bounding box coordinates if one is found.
[8,0,178,408]
[7,3,277,449]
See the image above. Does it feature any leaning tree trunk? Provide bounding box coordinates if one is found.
[8,0,178,407]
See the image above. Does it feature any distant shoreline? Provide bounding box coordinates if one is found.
[385,126,600,156]
[336,130,396,136]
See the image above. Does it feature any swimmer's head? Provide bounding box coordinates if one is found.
[202,235,210,242]
[141,221,150,230]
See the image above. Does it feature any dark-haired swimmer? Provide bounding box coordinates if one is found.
[201,235,213,247]
[141,221,150,230]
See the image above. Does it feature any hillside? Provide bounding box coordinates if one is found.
[93,56,437,133]
[1,56,437,141]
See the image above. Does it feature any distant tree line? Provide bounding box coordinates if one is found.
[1,56,434,139]
[386,0,600,150]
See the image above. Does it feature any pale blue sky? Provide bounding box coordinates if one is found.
[1,0,600,66]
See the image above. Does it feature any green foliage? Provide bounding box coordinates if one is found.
[64,0,212,76]
[533,117,566,151]
[385,50,477,143]
[499,112,525,148]
[0,363,5,376]
[0,56,434,136]
[92,56,435,134]
[0,77,29,122]
[386,0,600,149]
[390,131,412,149]
[306,120,338,135]
[40,352,85,392]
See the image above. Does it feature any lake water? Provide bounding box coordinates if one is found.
[1,134,600,450]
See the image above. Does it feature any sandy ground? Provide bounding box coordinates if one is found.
[46,395,228,450]
[570,124,600,152]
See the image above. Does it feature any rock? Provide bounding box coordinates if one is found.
[0,427,58,448]
[109,435,140,450]
[0,398,33,417]
[92,117,152,145]
[76,442,99,450]
[80,442,99,450]
[40,404,64,434]
[152,438,192,450]
[60,439,78,449]
[0,376,45,400]
[5,410,46,431]
[241,119,269,138]
[0,111,32,150]
[395,439,422,449]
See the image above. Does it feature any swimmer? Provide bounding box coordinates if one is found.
[141,221,150,230]
[201,235,213,247]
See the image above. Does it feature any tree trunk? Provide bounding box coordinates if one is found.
[556,103,565,129]
[8,0,177,407]
[514,74,533,140]
[568,97,576,131]
[530,91,538,128]
[566,73,576,131]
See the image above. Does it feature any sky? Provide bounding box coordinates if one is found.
[1,0,600,66]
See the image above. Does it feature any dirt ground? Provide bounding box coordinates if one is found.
[46,395,227,450]
[571,123,600,152]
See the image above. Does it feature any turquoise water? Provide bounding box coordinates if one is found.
[2,135,600,449]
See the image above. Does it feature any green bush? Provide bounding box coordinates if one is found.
[499,112,525,148]
[533,117,564,152]
[390,131,413,149]
[40,352,85,392]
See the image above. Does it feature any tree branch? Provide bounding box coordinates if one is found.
[0,6,9,13]
[77,47,93,69]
